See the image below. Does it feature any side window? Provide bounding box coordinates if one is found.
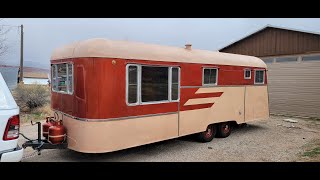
[126,64,180,105]
[171,67,179,101]
[51,63,74,94]
[67,64,73,94]
[141,66,169,102]
[254,70,265,84]
[127,65,138,104]
[244,69,251,79]
[203,68,218,85]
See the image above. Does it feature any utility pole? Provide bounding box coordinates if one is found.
[19,24,23,83]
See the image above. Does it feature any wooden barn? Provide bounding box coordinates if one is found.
[219,25,320,119]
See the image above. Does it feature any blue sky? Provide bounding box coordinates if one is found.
[1,18,320,69]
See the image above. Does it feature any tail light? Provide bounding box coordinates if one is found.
[3,115,20,141]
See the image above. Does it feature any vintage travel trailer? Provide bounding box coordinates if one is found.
[49,38,269,153]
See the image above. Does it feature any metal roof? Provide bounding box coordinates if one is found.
[218,24,320,51]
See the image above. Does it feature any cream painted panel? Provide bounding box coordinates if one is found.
[184,97,217,106]
[245,86,269,122]
[60,113,178,153]
[179,87,245,136]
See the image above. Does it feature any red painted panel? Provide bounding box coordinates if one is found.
[50,57,266,120]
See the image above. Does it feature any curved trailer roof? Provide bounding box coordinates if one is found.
[51,38,267,68]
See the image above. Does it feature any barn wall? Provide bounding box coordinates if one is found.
[220,27,320,57]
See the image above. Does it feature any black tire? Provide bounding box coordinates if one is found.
[198,124,217,142]
[216,122,232,138]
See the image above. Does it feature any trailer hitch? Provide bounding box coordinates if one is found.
[21,119,67,155]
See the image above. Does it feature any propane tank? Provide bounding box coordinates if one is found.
[42,117,55,139]
[48,120,66,144]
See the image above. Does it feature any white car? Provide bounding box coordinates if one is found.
[0,72,23,162]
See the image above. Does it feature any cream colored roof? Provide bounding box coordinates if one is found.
[51,38,267,68]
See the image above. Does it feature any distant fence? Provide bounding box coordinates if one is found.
[0,67,19,90]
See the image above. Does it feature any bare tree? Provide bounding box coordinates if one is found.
[0,19,10,59]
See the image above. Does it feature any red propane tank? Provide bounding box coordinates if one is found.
[42,117,55,139]
[48,120,66,144]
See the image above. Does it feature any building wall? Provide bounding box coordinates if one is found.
[220,27,320,57]
[23,77,49,85]
[264,54,320,118]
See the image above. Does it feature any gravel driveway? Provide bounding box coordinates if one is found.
[18,115,320,162]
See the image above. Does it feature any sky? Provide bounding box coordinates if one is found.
[1,18,320,69]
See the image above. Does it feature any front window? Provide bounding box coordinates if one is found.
[51,63,73,94]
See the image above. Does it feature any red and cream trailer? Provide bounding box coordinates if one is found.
[47,38,269,153]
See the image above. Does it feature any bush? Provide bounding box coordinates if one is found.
[13,84,50,111]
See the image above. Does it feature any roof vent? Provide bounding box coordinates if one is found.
[185,44,192,50]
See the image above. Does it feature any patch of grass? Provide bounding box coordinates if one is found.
[303,147,320,157]
[20,103,53,124]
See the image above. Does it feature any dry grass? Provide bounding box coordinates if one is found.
[20,103,53,124]
[298,139,320,162]
[11,84,52,124]
[12,84,50,112]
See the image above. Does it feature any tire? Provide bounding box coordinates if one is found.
[216,122,232,138]
[198,124,217,142]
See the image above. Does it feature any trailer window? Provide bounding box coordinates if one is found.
[126,64,180,105]
[254,70,265,84]
[51,63,74,94]
[244,69,251,79]
[171,67,179,101]
[128,65,138,104]
[203,68,218,85]
[51,65,57,90]
[141,66,169,102]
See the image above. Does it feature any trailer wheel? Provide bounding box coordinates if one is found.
[198,124,217,142]
[216,122,232,138]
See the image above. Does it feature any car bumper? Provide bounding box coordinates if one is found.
[0,146,23,162]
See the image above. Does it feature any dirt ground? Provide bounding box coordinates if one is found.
[18,115,320,162]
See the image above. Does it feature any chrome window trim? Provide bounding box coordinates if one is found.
[126,64,180,106]
[51,63,74,95]
[126,64,139,106]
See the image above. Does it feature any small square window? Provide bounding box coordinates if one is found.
[244,69,251,79]
[203,68,218,85]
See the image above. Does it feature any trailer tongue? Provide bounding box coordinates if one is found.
[21,116,67,155]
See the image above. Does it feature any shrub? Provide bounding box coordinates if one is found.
[13,84,50,111]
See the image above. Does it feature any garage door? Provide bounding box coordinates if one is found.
[266,55,320,118]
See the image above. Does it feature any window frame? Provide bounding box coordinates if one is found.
[254,69,265,85]
[126,64,180,106]
[126,64,140,106]
[169,67,180,102]
[244,68,251,79]
[202,67,218,86]
[51,63,74,95]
